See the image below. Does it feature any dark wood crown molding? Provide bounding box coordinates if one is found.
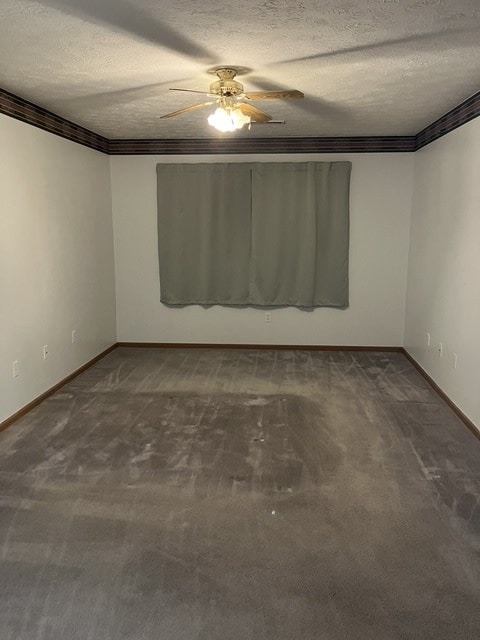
[0,88,109,153]
[415,90,480,150]
[1,86,479,155]
[108,136,416,154]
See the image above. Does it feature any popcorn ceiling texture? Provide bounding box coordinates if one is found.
[0,0,479,139]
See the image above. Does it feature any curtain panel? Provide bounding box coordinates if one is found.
[157,161,351,308]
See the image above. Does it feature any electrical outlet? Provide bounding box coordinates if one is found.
[265,312,271,324]
[453,353,458,370]
[438,342,443,358]
[43,345,49,360]
[426,332,431,347]
[12,360,19,378]
[71,329,77,344]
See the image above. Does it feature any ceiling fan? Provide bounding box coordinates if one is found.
[160,67,304,132]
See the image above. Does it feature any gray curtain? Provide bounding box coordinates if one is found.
[250,162,351,307]
[157,163,251,305]
[157,161,351,308]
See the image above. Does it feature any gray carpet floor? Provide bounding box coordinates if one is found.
[1,348,479,639]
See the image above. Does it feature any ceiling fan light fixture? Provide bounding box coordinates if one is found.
[231,108,251,129]
[162,68,302,128]
[207,107,250,132]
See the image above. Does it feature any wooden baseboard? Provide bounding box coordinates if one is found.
[401,348,479,440]
[0,343,118,433]
[3,343,476,445]
[117,342,404,352]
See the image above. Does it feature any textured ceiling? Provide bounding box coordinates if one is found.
[0,0,479,139]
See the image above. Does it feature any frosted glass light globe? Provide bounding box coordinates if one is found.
[208,107,251,132]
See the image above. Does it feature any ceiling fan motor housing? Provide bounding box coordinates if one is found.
[210,68,244,96]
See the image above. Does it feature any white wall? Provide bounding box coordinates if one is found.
[0,115,116,423]
[111,153,414,346]
[405,118,480,428]
[3,109,478,428]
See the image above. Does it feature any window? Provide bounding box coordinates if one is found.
[157,161,351,308]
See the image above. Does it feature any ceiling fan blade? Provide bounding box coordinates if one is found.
[243,90,304,100]
[237,103,272,123]
[248,76,351,118]
[37,0,217,63]
[169,88,213,96]
[159,102,215,119]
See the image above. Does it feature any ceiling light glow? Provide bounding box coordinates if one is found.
[208,107,251,132]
